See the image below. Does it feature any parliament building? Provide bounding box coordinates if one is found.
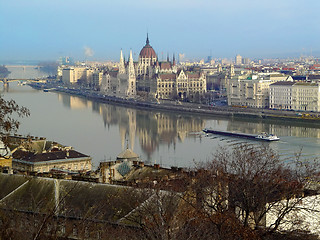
[101,35,206,101]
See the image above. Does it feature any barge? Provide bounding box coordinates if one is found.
[203,128,280,141]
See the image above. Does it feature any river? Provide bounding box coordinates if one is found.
[1,66,320,169]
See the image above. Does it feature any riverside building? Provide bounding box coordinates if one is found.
[8,136,92,173]
[60,35,206,101]
[62,66,95,85]
[100,35,206,101]
[270,81,320,112]
[227,73,292,108]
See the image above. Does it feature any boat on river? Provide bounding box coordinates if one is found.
[203,128,280,141]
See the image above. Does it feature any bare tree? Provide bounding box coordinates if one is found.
[0,95,29,153]
[188,143,320,238]
[0,96,29,134]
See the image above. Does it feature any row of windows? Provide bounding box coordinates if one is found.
[270,105,292,109]
[158,83,175,88]
[34,162,90,172]
[270,97,292,99]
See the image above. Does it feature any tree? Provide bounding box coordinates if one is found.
[188,143,320,239]
[103,144,320,240]
[0,95,29,156]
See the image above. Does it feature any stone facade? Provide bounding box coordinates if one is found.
[62,67,95,85]
[100,35,206,101]
[269,81,295,110]
[292,83,320,112]
[227,73,292,108]
[7,136,92,173]
[270,81,320,111]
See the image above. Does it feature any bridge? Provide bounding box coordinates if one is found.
[6,65,41,70]
[0,78,43,88]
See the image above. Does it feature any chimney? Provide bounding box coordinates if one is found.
[139,161,144,167]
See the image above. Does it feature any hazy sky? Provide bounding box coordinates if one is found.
[1,0,319,62]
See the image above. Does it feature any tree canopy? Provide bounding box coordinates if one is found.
[0,95,29,155]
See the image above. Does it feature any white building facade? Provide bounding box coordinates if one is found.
[270,82,320,112]
[292,83,320,111]
[228,73,292,108]
[269,81,295,110]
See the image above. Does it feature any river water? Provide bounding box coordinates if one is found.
[2,66,320,169]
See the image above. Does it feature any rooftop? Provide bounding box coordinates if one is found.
[6,135,91,164]
[139,35,157,59]
[270,81,295,86]
[117,148,139,160]
[159,73,176,80]
[12,149,89,163]
[294,82,318,86]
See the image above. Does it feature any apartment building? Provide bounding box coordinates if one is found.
[62,67,95,85]
[293,83,320,111]
[270,82,320,112]
[269,81,295,110]
[228,73,292,108]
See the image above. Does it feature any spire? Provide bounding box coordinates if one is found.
[167,53,169,62]
[146,33,150,45]
[129,50,133,61]
[119,49,125,74]
[127,49,136,96]
[173,53,176,66]
[128,50,135,78]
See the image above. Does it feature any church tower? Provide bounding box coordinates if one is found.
[119,49,125,74]
[127,50,136,96]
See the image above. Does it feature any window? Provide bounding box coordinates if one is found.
[60,224,66,235]
[73,225,78,236]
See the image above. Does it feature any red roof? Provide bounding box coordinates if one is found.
[160,62,171,70]
[187,72,200,79]
[139,38,157,59]
[282,67,295,71]
[309,64,320,70]
[159,73,176,80]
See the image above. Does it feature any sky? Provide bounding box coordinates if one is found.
[0,0,320,62]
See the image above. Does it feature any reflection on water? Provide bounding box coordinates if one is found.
[57,93,206,162]
[2,67,320,168]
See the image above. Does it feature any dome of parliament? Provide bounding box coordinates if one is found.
[139,35,157,59]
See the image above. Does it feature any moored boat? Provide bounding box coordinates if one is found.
[255,132,280,141]
[203,129,280,141]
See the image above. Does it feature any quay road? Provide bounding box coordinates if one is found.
[28,82,320,125]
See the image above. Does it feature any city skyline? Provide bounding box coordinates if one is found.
[1,0,319,62]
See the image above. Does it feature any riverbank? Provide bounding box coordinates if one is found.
[28,82,320,125]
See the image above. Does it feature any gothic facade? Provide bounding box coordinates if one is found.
[100,50,136,97]
[101,35,206,100]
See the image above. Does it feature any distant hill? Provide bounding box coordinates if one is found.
[0,65,10,78]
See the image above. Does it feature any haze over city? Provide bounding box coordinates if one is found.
[1,0,319,62]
